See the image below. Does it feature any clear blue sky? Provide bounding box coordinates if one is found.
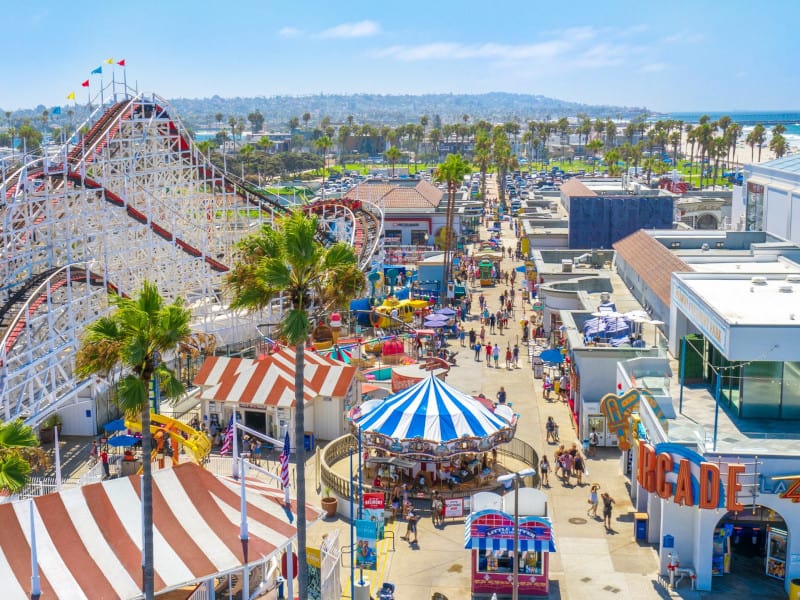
[1,0,797,112]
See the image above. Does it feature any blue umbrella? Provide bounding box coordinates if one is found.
[515,265,526,273]
[107,435,139,447]
[539,349,564,364]
[103,418,126,433]
[435,307,457,316]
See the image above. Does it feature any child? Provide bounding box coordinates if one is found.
[539,455,550,487]
[587,484,600,517]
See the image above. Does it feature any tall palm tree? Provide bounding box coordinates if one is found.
[752,124,767,162]
[226,212,365,600]
[0,419,48,493]
[315,135,334,189]
[385,146,402,177]
[76,281,192,600]
[434,154,471,304]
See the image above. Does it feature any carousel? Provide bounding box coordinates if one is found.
[354,373,518,492]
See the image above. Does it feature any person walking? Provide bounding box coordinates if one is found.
[469,328,476,348]
[496,386,507,404]
[100,449,110,479]
[588,428,599,457]
[89,440,99,464]
[573,452,585,485]
[539,455,550,487]
[479,325,486,344]
[474,342,482,361]
[601,492,615,529]
[505,346,512,369]
[485,342,492,366]
[512,344,520,368]
[545,417,556,444]
[431,491,444,528]
[492,343,500,368]
[459,326,466,347]
[489,312,496,334]
[587,484,600,518]
[402,507,419,544]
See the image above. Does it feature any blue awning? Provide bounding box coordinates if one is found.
[464,536,557,553]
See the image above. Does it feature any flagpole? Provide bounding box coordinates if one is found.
[123,66,128,98]
[54,425,62,492]
[29,499,41,600]
[100,74,104,107]
[112,69,116,102]
[232,415,239,479]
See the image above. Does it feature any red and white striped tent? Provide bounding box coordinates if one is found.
[0,463,320,599]
[194,346,356,407]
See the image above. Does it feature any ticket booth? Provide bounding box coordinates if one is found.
[465,490,556,598]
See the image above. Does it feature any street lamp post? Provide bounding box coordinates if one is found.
[497,467,537,600]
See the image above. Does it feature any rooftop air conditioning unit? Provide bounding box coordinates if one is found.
[786,275,800,283]
[561,260,573,273]
[779,285,794,293]
[751,276,768,286]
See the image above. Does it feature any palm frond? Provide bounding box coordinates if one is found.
[0,453,31,493]
[0,419,39,449]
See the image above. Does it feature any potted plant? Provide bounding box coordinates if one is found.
[39,413,63,444]
[321,487,338,518]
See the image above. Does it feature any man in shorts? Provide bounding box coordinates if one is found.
[588,428,599,457]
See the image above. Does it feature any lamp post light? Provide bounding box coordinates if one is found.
[497,467,537,600]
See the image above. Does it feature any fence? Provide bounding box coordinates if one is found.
[320,434,539,509]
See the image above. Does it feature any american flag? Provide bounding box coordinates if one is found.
[279,431,290,488]
[220,415,234,456]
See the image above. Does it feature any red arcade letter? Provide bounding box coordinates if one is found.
[698,462,721,509]
[655,453,673,499]
[726,464,745,512]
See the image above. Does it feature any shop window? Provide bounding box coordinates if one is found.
[410,230,428,245]
[385,230,402,245]
[476,550,541,575]
[781,362,800,419]
[741,361,781,419]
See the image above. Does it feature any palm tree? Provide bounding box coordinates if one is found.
[76,281,192,600]
[770,133,788,158]
[315,135,334,189]
[226,212,365,600]
[0,419,48,493]
[752,124,767,162]
[434,154,471,303]
[302,112,311,131]
[385,146,402,177]
[586,139,604,172]
[474,131,492,202]
[215,113,224,129]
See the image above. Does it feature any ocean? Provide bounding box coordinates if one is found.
[666,111,800,149]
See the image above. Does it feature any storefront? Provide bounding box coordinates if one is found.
[465,489,556,598]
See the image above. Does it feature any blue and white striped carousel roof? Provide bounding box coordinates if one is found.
[355,373,512,443]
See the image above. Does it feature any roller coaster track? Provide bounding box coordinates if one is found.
[0,92,383,426]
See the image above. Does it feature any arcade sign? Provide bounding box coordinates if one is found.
[637,443,745,512]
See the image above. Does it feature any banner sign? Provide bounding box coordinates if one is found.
[355,519,378,571]
[444,497,464,519]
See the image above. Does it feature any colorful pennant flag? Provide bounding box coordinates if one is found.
[66,91,75,100]
[104,57,114,64]
[51,106,61,115]
[81,80,89,88]
[91,66,102,75]
[279,430,291,488]
[117,59,126,67]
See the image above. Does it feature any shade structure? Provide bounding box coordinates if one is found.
[539,349,564,364]
[102,418,126,433]
[107,434,139,447]
[434,307,457,317]
[0,463,320,600]
[355,374,517,459]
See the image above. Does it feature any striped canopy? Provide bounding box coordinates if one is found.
[0,464,319,599]
[465,510,557,553]
[355,373,512,443]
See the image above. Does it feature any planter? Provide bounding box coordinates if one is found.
[39,425,62,445]
[321,496,338,518]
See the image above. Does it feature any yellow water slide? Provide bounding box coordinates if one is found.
[124,413,212,466]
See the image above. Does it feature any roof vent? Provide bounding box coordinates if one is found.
[779,284,794,293]
[786,274,800,283]
[701,243,709,252]
[751,276,768,286]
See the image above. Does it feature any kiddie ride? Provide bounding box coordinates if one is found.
[124,413,212,472]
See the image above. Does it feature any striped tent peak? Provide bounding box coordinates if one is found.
[355,373,513,443]
[0,464,317,600]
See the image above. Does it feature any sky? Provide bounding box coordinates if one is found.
[0,0,798,113]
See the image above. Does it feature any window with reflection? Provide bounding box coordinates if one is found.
[476,550,542,575]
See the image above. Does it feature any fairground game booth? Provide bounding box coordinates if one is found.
[465,489,556,598]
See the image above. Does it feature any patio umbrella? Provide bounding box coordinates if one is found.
[107,435,139,447]
[515,265,526,273]
[424,316,449,326]
[103,419,126,433]
[539,349,565,364]
[435,307,457,317]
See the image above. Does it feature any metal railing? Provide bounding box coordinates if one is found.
[320,434,539,508]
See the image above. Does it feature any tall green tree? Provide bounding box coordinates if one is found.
[315,135,334,189]
[385,146,402,177]
[227,212,365,600]
[0,419,48,493]
[76,281,192,600]
[247,110,265,133]
[434,154,471,302]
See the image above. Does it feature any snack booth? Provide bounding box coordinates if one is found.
[465,490,556,597]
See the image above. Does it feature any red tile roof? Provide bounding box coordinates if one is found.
[347,180,444,209]
[613,230,693,306]
[560,178,597,197]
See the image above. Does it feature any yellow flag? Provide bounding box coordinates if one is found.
[66,91,76,100]
[105,57,114,64]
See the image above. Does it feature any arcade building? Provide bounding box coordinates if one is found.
[608,270,800,594]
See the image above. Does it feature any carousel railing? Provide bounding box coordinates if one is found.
[320,433,539,508]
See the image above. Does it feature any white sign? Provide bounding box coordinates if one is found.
[444,497,464,518]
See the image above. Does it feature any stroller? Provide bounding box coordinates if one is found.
[379,582,396,599]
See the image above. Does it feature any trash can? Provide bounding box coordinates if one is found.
[634,512,649,541]
[533,357,543,379]
[790,577,800,600]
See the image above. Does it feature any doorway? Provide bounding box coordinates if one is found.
[244,410,266,435]
[712,505,788,596]
[587,415,607,446]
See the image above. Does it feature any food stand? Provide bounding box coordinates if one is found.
[465,490,556,598]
